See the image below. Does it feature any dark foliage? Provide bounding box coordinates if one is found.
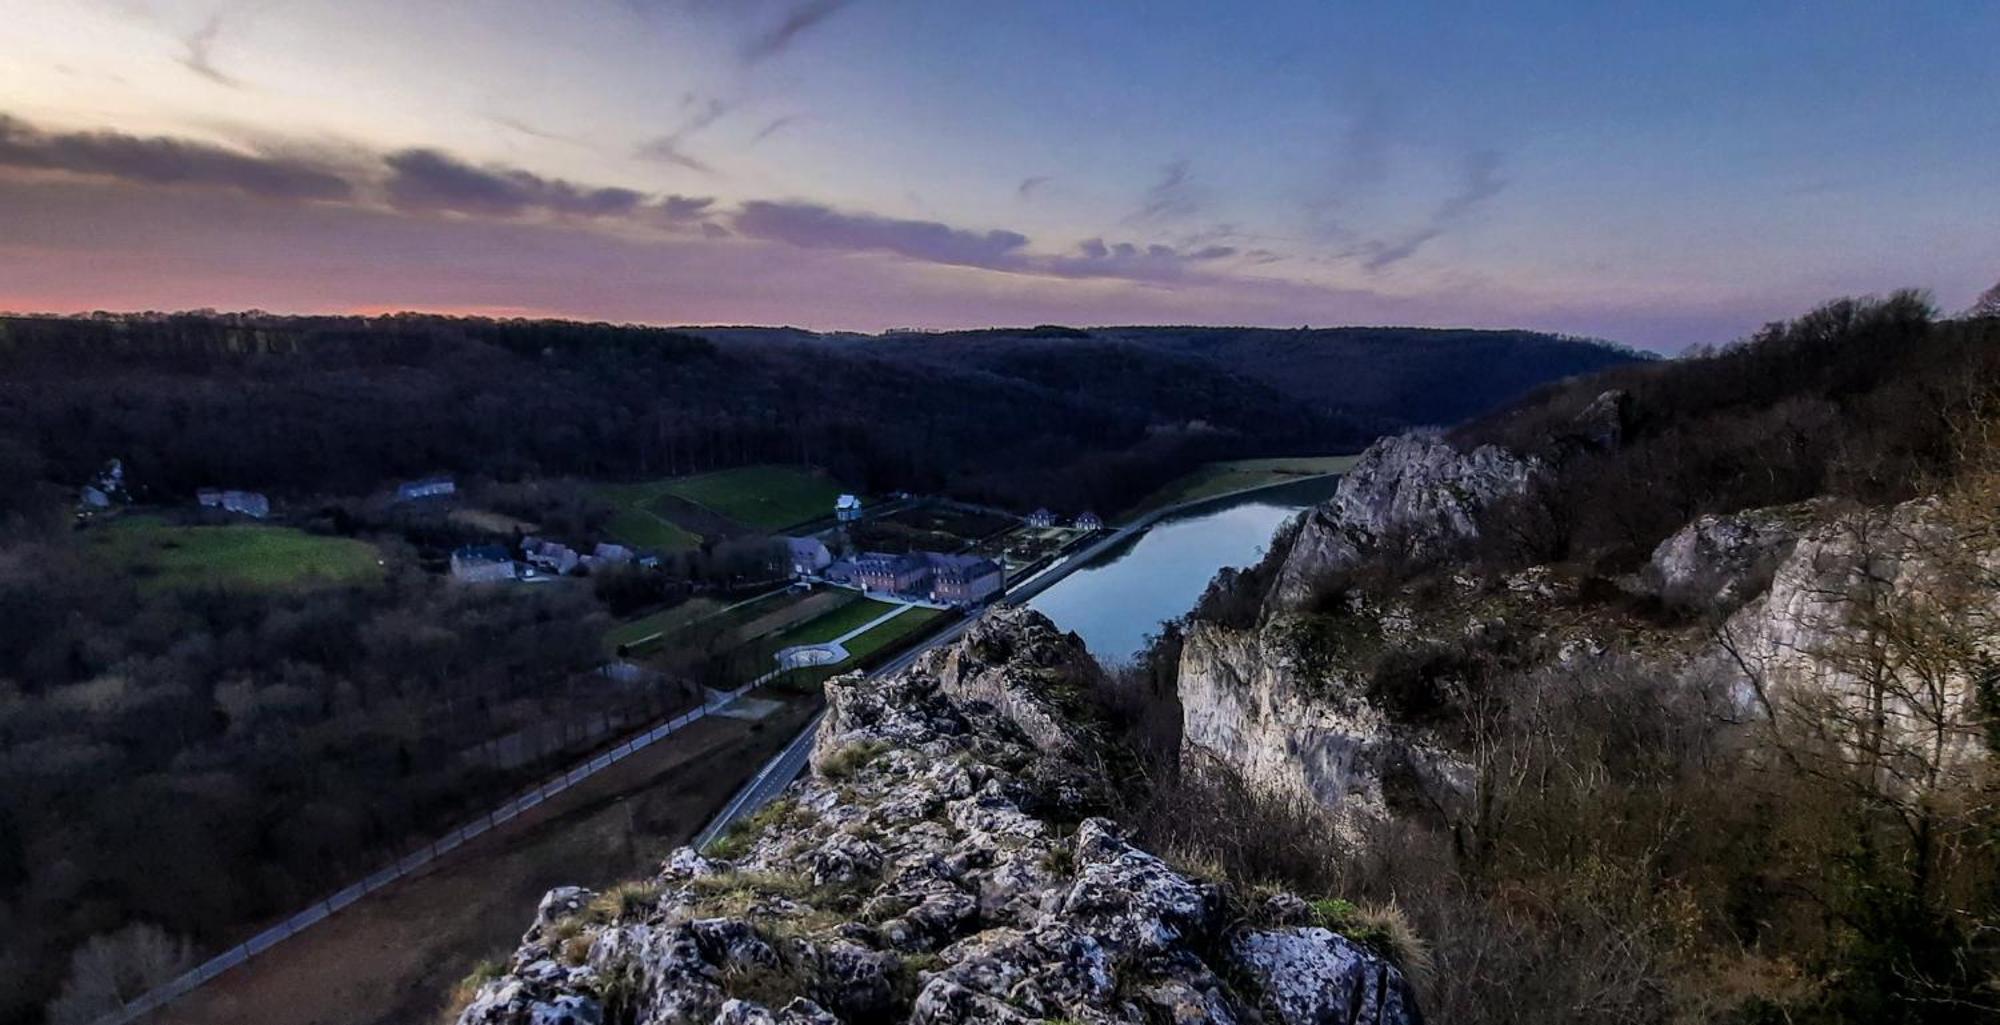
[0,312,1633,521]
[1456,292,2000,569]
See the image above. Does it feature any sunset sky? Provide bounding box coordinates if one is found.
[3,0,1995,351]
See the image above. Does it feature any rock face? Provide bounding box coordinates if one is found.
[1185,420,2000,830]
[1702,498,1998,772]
[1269,432,1535,609]
[1182,429,1534,821]
[1177,620,1406,829]
[458,607,1422,1025]
[1644,501,1824,614]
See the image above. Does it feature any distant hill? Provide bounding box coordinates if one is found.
[0,313,1640,520]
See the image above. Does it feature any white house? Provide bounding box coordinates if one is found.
[1074,511,1104,531]
[397,476,456,502]
[523,537,581,575]
[1026,508,1056,528]
[197,488,271,519]
[835,494,863,522]
[787,536,834,577]
[450,544,518,583]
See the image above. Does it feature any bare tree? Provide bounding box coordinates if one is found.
[1713,412,2000,1011]
[43,923,195,1025]
[1968,278,2000,319]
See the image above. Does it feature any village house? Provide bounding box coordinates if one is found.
[79,458,127,511]
[1026,508,1056,528]
[522,537,581,575]
[835,494,863,522]
[450,544,518,583]
[196,488,271,519]
[396,475,456,502]
[787,536,834,577]
[853,552,929,595]
[925,553,1004,604]
[850,550,1004,605]
[1074,511,1104,531]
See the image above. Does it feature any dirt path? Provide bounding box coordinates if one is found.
[156,694,818,1025]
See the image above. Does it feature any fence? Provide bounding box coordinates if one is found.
[92,682,754,1025]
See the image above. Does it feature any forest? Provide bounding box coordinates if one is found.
[0,312,1633,527]
[0,310,1632,1024]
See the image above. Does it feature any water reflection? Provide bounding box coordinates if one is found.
[1028,476,1342,665]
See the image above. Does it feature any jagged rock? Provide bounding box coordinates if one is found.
[1054,819,1221,955]
[460,608,1420,1025]
[1704,497,2000,772]
[1569,388,1630,449]
[1270,432,1536,609]
[1233,928,1423,1025]
[1646,501,1824,612]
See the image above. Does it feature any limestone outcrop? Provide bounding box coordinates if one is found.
[1269,432,1535,609]
[457,607,1422,1025]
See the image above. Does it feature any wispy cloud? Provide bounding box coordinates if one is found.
[1126,159,1205,224]
[179,13,242,88]
[0,115,350,200]
[741,0,853,63]
[636,95,731,174]
[383,149,645,218]
[733,200,1030,270]
[1357,148,1507,270]
[658,194,717,221]
[750,115,799,145]
[491,116,586,146]
[0,113,1251,293]
[1017,176,1051,200]
[731,199,1242,285]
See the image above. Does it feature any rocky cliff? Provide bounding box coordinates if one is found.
[1185,432,1540,822]
[1181,423,1999,829]
[1267,432,1535,609]
[456,608,1423,1025]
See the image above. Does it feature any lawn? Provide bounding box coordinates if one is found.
[604,597,727,654]
[661,465,847,533]
[776,597,904,647]
[87,517,383,591]
[840,606,947,663]
[605,588,827,657]
[767,604,952,694]
[1123,454,1362,521]
[589,482,705,551]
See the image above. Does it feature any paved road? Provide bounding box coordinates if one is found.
[692,470,1346,848]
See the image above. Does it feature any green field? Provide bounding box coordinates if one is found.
[840,606,947,663]
[604,597,727,654]
[590,481,705,551]
[662,465,847,532]
[1123,454,1361,521]
[767,603,951,693]
[86,517,382,591]
[777,597,904,647]
[604,587,819,656]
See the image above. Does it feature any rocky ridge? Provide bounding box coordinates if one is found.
[1267,432,1535,610]
[1181,423,2000,828]
[456,607,1422,1025]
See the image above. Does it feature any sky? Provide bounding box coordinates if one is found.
[1,0,1995,351]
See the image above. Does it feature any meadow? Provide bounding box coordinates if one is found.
[1122,454,1360,521]
[85,517,383,591]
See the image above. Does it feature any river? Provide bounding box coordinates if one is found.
[1026,474,1344,665]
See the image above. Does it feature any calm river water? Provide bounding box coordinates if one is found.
[1027,475,1344,665]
